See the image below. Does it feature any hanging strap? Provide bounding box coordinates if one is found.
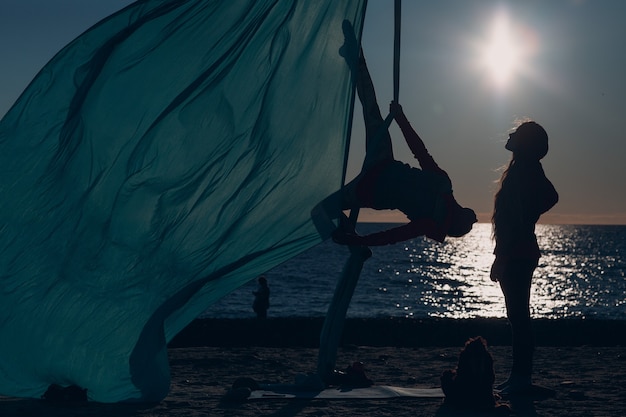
[393,0,401,103]
[381,0,403,136]
[385,0,401,124]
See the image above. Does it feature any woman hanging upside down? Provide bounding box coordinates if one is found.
[333,53,477,246]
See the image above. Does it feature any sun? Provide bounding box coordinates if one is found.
[482,15,519,87]
[475,10,531,90]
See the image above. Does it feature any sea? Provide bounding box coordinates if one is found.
[201,223,626,321]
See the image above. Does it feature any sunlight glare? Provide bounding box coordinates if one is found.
[481,12,521,89]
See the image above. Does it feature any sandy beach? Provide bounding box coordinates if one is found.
[1,318,625,416]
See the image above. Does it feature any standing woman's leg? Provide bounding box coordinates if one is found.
[499,259,537,387]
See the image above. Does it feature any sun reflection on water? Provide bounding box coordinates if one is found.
[408,223,505,319]
[354,223,626,320]
[203,224,626,320]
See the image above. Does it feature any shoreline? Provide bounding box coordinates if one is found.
[170,317,626,348]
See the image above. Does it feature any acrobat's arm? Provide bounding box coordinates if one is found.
[391,102,446,176]
[332,218,444,246]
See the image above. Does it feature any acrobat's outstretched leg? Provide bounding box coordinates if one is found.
[340,20,394,171]
[339,52,395,210]
[336,21,394,211]
[356,53,394,171]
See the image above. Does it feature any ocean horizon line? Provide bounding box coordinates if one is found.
[357,220,626,226]
[352,209,626,226]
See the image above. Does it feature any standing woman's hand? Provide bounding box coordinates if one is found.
[490,257,506,282]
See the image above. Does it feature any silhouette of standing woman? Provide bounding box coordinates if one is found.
[490,121,558,394]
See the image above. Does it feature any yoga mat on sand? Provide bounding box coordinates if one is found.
[248,385,444,400]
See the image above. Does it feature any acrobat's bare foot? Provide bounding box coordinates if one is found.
[339,20,360,70]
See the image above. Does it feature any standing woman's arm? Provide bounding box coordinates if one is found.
[533,166,559,215]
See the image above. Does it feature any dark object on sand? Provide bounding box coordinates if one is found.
[441,336,499,411]
[222,377,260,402]
[232,377,260,391]
[328,361,374,388]
[42,384,88,403]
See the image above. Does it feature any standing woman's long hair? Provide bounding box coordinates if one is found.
[492,159,516,242]
[492,121,549,242]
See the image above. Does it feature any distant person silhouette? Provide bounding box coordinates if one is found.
[252,276,270,319]
[332,50,476,246]
[490,121,558,394]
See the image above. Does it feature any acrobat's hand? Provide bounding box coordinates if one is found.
[331,229,348,244]
[332,214,360,245]
[389,101,403,118]
[332,212,374,251]
[332,228,360,245]
[332,216,354,243]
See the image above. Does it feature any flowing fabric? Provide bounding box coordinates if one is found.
[0,0,366,402]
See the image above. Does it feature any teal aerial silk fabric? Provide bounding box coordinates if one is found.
[0,0,366,402]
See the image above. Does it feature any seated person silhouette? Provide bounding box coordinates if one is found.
[333,53,477,246]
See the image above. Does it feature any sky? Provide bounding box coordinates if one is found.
[1,0,625,225]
